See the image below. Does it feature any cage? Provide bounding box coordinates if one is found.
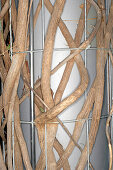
[0,0,113,169]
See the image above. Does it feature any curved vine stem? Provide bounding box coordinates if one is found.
[14,96,32,170]
[35,0,101,123]
[40,0,66,169]
[106,106,113,170]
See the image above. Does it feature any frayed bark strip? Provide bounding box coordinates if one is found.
[14,96,32,170]
[14,129,23,170]
[0,145,6,170]
[11,0,17,38]
[7,74,20,170]
[0,0,9,20]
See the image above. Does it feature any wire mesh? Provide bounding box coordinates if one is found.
[7,0,112,169]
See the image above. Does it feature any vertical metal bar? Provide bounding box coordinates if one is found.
[105,0,109,116]
[1,85,5,163]
[107,56,110,114]
[84,0,87,68]
[2,141,5,163]
[86,120,90,170]
[109,56,113,162]
[45,123,47,170]
[105,0,109,21]
[108,56,112,110]
[29,1,35,169]
[84,0,87,99]
[12,112,15,170]
[9,0,13,60]
[9,0,15,169]
[109,57,112,109]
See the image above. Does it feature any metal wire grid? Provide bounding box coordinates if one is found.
[7,0,112,169]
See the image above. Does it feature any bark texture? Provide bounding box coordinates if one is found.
[0,0,113,169]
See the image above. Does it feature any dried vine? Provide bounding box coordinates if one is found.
[0,0,113,169]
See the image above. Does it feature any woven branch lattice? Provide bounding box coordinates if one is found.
[0,0,113,169]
